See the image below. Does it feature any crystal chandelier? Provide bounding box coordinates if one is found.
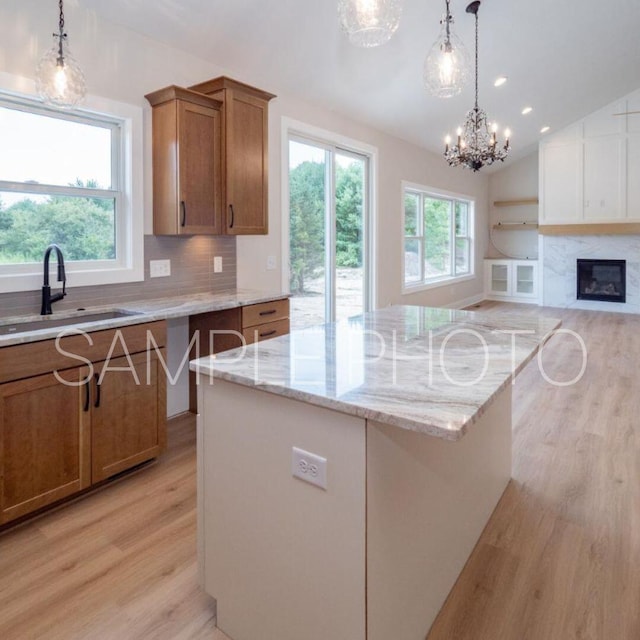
[338,0,403,48]
[36,0,86,109]
[443,1,510,171]
[424,0,471,98]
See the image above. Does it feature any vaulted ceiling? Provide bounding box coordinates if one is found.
[81,0,640,164]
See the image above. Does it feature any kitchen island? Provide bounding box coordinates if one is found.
[190,305,560,640]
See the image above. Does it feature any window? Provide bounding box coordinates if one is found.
[403,183,474,290]
[0,86,143,294]
[284,118,376,329]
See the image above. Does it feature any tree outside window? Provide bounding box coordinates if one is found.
[403,186,473,289]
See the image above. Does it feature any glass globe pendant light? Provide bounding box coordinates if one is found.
[424,0,471,98]
[36,0,86,109]
[338,0,403,48]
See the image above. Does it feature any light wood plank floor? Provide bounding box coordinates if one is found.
[1,302,639,639]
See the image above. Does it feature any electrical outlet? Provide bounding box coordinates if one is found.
[292,447,327,490]
[149,259,171,278]
[266,255,277,271]
[213,256,223,273]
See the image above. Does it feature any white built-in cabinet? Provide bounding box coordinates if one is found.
[540,90,640,226]
[485,259,539,303]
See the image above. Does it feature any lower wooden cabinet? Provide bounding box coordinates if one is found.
[241,299,290,345]
[91,350,167,483]
[0,321,167,526]
[0,367,91,524]
[188,298,290,412]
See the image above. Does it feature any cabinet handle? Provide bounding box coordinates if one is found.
[180,201,186,227]
[83,378,90,412]
[259,309,277,316]
[229,204,235,229]
[259,329,277,338]
[94,373,101,409]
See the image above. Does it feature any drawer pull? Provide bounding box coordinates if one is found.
[94,373,101,408]
[259,330,277,338]
[180,201,186,227]
[83,378,90,412]
[259,309,277,316]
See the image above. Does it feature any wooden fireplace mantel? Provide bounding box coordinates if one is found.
[539,223,640,236]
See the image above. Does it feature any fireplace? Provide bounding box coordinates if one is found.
[577,259,626,303]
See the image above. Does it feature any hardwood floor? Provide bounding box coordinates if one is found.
[1,302,639,639]
[0,414,220,640]
[429,302,640,639]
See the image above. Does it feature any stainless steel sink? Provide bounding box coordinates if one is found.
[0,311,138,336]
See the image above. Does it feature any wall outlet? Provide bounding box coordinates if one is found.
[213,256,223,273]
[266,255,277,271]
[149,259,171,278]
[292,447,327,490]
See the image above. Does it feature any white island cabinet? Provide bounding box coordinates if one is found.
[190,306,560,640]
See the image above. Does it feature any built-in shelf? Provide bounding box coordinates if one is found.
[493,222,539,230]
[493,198,539,207]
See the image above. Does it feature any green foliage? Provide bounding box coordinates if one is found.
[289,161,326,294]
[0,181,115,264]
[288,158,364,294]
[424,198,452,277]
[335,161,363,268]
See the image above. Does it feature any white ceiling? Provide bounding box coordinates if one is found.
[80,0,640,167]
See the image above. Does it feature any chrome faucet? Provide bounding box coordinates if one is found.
[41,244,67,315]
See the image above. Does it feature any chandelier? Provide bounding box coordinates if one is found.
[424,0,471,98]
[443,1,510,171]
[36,0,86,108]
[338,0,403,48]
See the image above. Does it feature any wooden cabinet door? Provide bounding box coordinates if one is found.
[0,367,91,525]
[188,307,243,413]
[91,351,167,483]
[225,90,269,235]
[178,101,223,235]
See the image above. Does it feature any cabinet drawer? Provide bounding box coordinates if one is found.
[242,319,290,345]
[242,299,289,328]
[0,321,167,384]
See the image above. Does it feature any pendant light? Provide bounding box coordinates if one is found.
[36,0,86,109]
[443,1,510,171]
[424,0,471,98]
[338,0,403,48]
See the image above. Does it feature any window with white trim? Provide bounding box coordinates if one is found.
[403,184,474,289]
[0,89,143,293]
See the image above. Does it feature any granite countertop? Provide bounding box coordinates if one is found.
[190,305,561,441]
[0,289,289,348]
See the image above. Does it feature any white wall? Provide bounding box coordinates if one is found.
[487,152,539,260]
[250,94,490,309]
[0,0,490,312]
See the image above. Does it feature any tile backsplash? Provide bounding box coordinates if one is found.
[0,235,236,318]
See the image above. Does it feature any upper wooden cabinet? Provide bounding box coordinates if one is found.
[145,86,223,235]
[189,77,276,235]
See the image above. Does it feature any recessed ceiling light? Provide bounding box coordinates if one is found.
[494,76,508,87]
[522,107,533,115]
[540,126,550,134]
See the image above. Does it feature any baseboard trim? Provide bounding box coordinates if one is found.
[443,293,486,310]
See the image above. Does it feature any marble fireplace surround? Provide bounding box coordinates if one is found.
[542,234,640,314]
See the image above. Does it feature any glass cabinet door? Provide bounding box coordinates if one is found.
[515,264,535,296]
[491,263,509,293]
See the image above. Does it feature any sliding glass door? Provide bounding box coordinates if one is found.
[288,136,371,329]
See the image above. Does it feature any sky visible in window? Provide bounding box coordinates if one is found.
[0,106,112,204]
